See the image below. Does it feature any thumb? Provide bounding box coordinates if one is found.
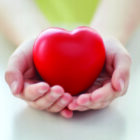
[5,49,27,95]
[5,68,24,95]
[5,39,35,95]
[111,52,131,95]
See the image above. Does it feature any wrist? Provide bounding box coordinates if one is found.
[91,22,128,45]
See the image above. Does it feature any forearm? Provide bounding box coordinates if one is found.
[0,0,49,46]
[91,0,140,44]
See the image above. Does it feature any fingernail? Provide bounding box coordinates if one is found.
[60,94,71,105]
[78,99,90,106]
[61,109,73,119]
[119,79,125,91]
[68,103,78,110]
[51,91,63,98]
[38,88,48,95]
[77,95,89,105]
[68,105,75,110]
[11,81,18,94]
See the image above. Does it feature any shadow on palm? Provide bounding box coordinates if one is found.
[85,68,111,94]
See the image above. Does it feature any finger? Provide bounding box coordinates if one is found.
[87,101,111,110]
[77,94,91,106]
[71,85,114,110]
[68,98,79,110]
[28,101,74,118]
[48,93,72,112]
[5,39,35,95]
[90,82,117,107]
[72,86,113,110]
[21,82,50,101]
[77,82,114,104]
[75,106,88,111]
[60,108,73,118]
[5,51,25,94]
[34,85,64,110]
[5,68,24,95]
[68,98,88,111]
[69,80,121,111]
[75,94,91,111]
[112,52,131,95]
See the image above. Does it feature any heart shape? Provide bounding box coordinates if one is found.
[33,27,105,95]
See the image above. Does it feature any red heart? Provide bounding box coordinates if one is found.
[33,27,105,95]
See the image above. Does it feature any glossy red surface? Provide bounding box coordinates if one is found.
[33,27,105,95]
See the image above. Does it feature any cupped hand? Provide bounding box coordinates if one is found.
[68,37,131,111]
[5,37,132,117]
[5,39,73,119]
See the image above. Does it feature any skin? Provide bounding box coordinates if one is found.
[5,39,73,118]
[91,0,140,44]
[69,0,140,112]
[5,37,131,118]
[3,0,140,118]
[68,37,131,111]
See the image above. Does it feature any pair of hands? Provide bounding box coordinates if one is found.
[5,37,131,118]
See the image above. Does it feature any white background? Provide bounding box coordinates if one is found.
[0,27,140,140]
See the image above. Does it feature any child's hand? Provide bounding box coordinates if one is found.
[68,37,131,111]
[5,39,73,119]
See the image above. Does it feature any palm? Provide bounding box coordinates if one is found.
[86,68,111,93]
